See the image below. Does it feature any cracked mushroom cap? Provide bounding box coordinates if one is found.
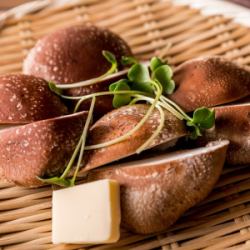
[87,140,229,234]
[0,111,88,187]
[171,57,250,112]
[23,24,132,115]
[81,104,187,172]
[200,103,250,165]
[0,74,68,124]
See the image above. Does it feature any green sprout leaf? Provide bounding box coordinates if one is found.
[102,50,118,75]
[128,63,150,83]
[186,107,215,139]
[48,81,63,96]
[192,107,215,129]
[152,65,175,94]
[130,81,154,94]
[121,56,138,66]
[110,79,131,108]
[37,176,72,187]
[150,57,165,72]
[102,50,117,65]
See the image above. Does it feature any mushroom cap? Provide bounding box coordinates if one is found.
[87,140,229,234]
[171,57,250,111]
[0,74,68,124]
[23,24,132,115]
[82,104,187,172]
[0,112,88,187]
[200,103,250,165]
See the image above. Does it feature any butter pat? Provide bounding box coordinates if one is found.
[52,179,121,244]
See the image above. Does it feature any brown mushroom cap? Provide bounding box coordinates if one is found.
[200,103,250,165]
[0,112,88,187]
[87,140,229,234]
[23,24,132,115]
[170,57,250,112]
[0,74,68,124]
[81,104,187,172]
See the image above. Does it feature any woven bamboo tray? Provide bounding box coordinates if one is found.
[0,0,250,249]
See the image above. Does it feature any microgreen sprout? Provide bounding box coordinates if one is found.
[38,97,96,187]
[121,55,138,66]
[48,50,118,94]
[44,51,215,187]
[187,107,215,139]
[104,55,215,146]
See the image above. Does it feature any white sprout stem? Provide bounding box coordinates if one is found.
[158,100,184,120]
[55,61,150,89]
[60,90,147,101]
[133,94,183,120]
[84,82,162,150]
[60,95,85,100]
[73,90,149,112]
[55,63,117,89]
[60,98,96,179]
[71,97,96,183]
[136,102,165,154]
[160,95,192,121]
[60,135,83,179]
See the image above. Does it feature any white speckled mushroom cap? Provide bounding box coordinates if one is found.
[23,24,132,115]
[87,140,229,234]
[171,56,250,112]
[0,74,68,124]
[200,103,250,165]
[0,111,88,187]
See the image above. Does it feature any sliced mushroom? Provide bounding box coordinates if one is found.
[87,140,229,234]
[0,74,68,124]
[171,57,250,111]
[199,103,250,165]
[0,112,88,187]
[81,104,187,172]
[23,24,132,115]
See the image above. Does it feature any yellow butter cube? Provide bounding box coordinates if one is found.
[52,179,121,244]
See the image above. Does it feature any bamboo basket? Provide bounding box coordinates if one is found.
[0,0,250,249]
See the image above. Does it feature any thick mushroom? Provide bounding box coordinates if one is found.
[87,140,229,234]
[23,24,132,115]
[81,104,187,172]
[200,103,250,165]
[0,112,88,187]
[0,74,68,125]
[171,57,250,111]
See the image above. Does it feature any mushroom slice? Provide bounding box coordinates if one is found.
[171,57,250,111]
[0,74,68,124]
[0,112,88,187]
[200,103,250,165]
[82,104,187,171]
[87,140,229,234]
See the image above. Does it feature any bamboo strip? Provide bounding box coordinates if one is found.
[4,211,51,225]
[0,201,51,222]
[0,224,51,246]
[186,191,250,218]
[126,224,234,250]
[0,221,49,234]
[4,234,51,250]
[171,28,248,63]
[215,170,250,188]
[0,196,51,211]
[177,234,239,250]
[204,232,250,250]
[0,186,50,200]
